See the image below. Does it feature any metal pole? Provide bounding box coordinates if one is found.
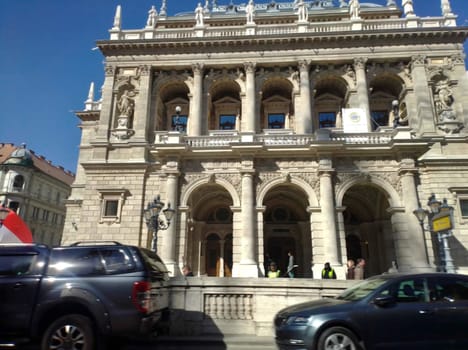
[151,216,159,253]
[441,231,455,273]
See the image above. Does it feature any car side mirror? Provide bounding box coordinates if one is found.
[373,295,396,307]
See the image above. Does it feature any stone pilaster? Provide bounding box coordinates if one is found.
[95,65,116,143]
[410,55,436,133]
[132,65,151,141]
[298,60,312,134]
[354,58,371,131]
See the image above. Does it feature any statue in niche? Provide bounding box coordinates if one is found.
[295,0,308,22]
[246,0,255,24]
[116,89,135,131]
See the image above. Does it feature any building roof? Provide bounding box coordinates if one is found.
[0,143,75,186]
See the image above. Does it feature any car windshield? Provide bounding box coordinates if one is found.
[336,277,388,301]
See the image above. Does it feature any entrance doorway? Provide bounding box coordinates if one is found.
[267,236,295,277]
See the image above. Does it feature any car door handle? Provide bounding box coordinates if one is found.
[419,309,435,315]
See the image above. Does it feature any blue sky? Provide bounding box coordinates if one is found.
[0,0,467,174]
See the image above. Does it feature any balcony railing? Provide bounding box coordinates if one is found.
[154,128,411,149]
[112,17,454,41]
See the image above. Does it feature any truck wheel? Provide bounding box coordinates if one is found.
[41,314,95,350]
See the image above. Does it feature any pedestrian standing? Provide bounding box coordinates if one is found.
[321,262,337,279]
[346,259,355,280]
[354,258,366,280]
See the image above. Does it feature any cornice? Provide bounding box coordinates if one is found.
[97,27,468,57]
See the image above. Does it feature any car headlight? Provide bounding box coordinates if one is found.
[286,315,310,325]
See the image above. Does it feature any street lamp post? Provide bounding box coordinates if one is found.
[413,193,456,273]
[143,195,175,253]
[174,105,183,132]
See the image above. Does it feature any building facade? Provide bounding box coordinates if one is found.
[64,0,468,279]
[0,143,75,245]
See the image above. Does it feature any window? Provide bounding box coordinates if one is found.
[8,201,19,213]
[429,276,468,302]
[460,199,468,218]
[171,114,187,132]
[219,115,236,130]
[104,200,119,217]
[12,175,25,191]
[371,111,389,130]
[42,210,50,222]
[268,113,285,129]
[32,207,40,220]
[319,112,336,128]
[98,188,129,223]
[380,278,428,303]
[0,254,38,276]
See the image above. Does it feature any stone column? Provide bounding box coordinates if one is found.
[244,62,256,133]
[190,63,204,136]
[399,159,433,272]
[161,172,179,275]
[354,58,371,131]
[132,65,151,142]
[238,171,258,277]
[319,158,340,266]
[410,55,436,133]
[298,60,313,134]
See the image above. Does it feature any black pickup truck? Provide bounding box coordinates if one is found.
[0,242,170,349]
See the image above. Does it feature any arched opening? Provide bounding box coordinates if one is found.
[313,76,347,129]
[343,184,395,277]
[154,80,190,132]
[369,74,404,129]
[208,80,241,131]
[12,174,25,191]
[263,184,311,277]
[261,77,293,130]
[187,183,234,276]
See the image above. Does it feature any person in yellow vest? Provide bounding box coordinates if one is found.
[268,262,281,278]
[321,262,337,279]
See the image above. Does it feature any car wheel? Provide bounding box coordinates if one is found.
[41,314,95,350]
[317,326,361,350]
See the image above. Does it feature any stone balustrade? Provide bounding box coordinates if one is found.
[112,17,452,41]
[168,277,356,336]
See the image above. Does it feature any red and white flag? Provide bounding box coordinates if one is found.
[0,208,33,244]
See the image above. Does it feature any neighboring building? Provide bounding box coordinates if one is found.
[64,0,468,278]
[0,143,75,245]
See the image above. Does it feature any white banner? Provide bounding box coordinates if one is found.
[342,108,367,133]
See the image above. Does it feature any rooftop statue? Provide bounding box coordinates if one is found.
[349,0,360,20]
[146,6,157,28]
[195,2,205,26]
[246,0,255,24]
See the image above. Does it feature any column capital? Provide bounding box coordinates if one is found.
[244,62,256,74]
[105,64,116,77]
[298,60,310,72]
[353,57,368,70]
[192,63,204,74]
[410,55,427,68]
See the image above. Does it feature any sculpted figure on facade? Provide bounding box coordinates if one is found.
[402,0,414,17]
[441,0,452,16]
[349,0,360,19]
[295,0,308,23]
[434,80,456,121]
[195,3,205,26]
[117,90,135,118]
[245,0,255,24]
[146,6,158,28]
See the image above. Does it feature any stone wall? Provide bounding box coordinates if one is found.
[167,277,357,337]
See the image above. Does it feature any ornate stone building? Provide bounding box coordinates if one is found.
[64,0,468,279]
[0,143,75,245]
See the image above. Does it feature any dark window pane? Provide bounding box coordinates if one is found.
[171,115,188,132]
[219,115,236,130]
[319,112,336,128]
[430,276,468,302]
[0,255,37,276]
[268,113,285,129]
[460,199,468,217]
[105,200,119,217]
[371,111,388,130]
[48,249,104,276]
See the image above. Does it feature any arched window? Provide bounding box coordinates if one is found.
[12,175,25,191]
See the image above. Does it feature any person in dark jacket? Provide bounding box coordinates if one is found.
[321,262,337,279]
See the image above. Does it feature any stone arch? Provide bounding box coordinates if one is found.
[207,78,242,131]
[180,175,241,208]
[336,174,401,209]
[260,76,294,129]
[313,73,349,129]
[152,77,190,132]
[257,174,318,207]
[260,179,313,278]
[336,174,403,276]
